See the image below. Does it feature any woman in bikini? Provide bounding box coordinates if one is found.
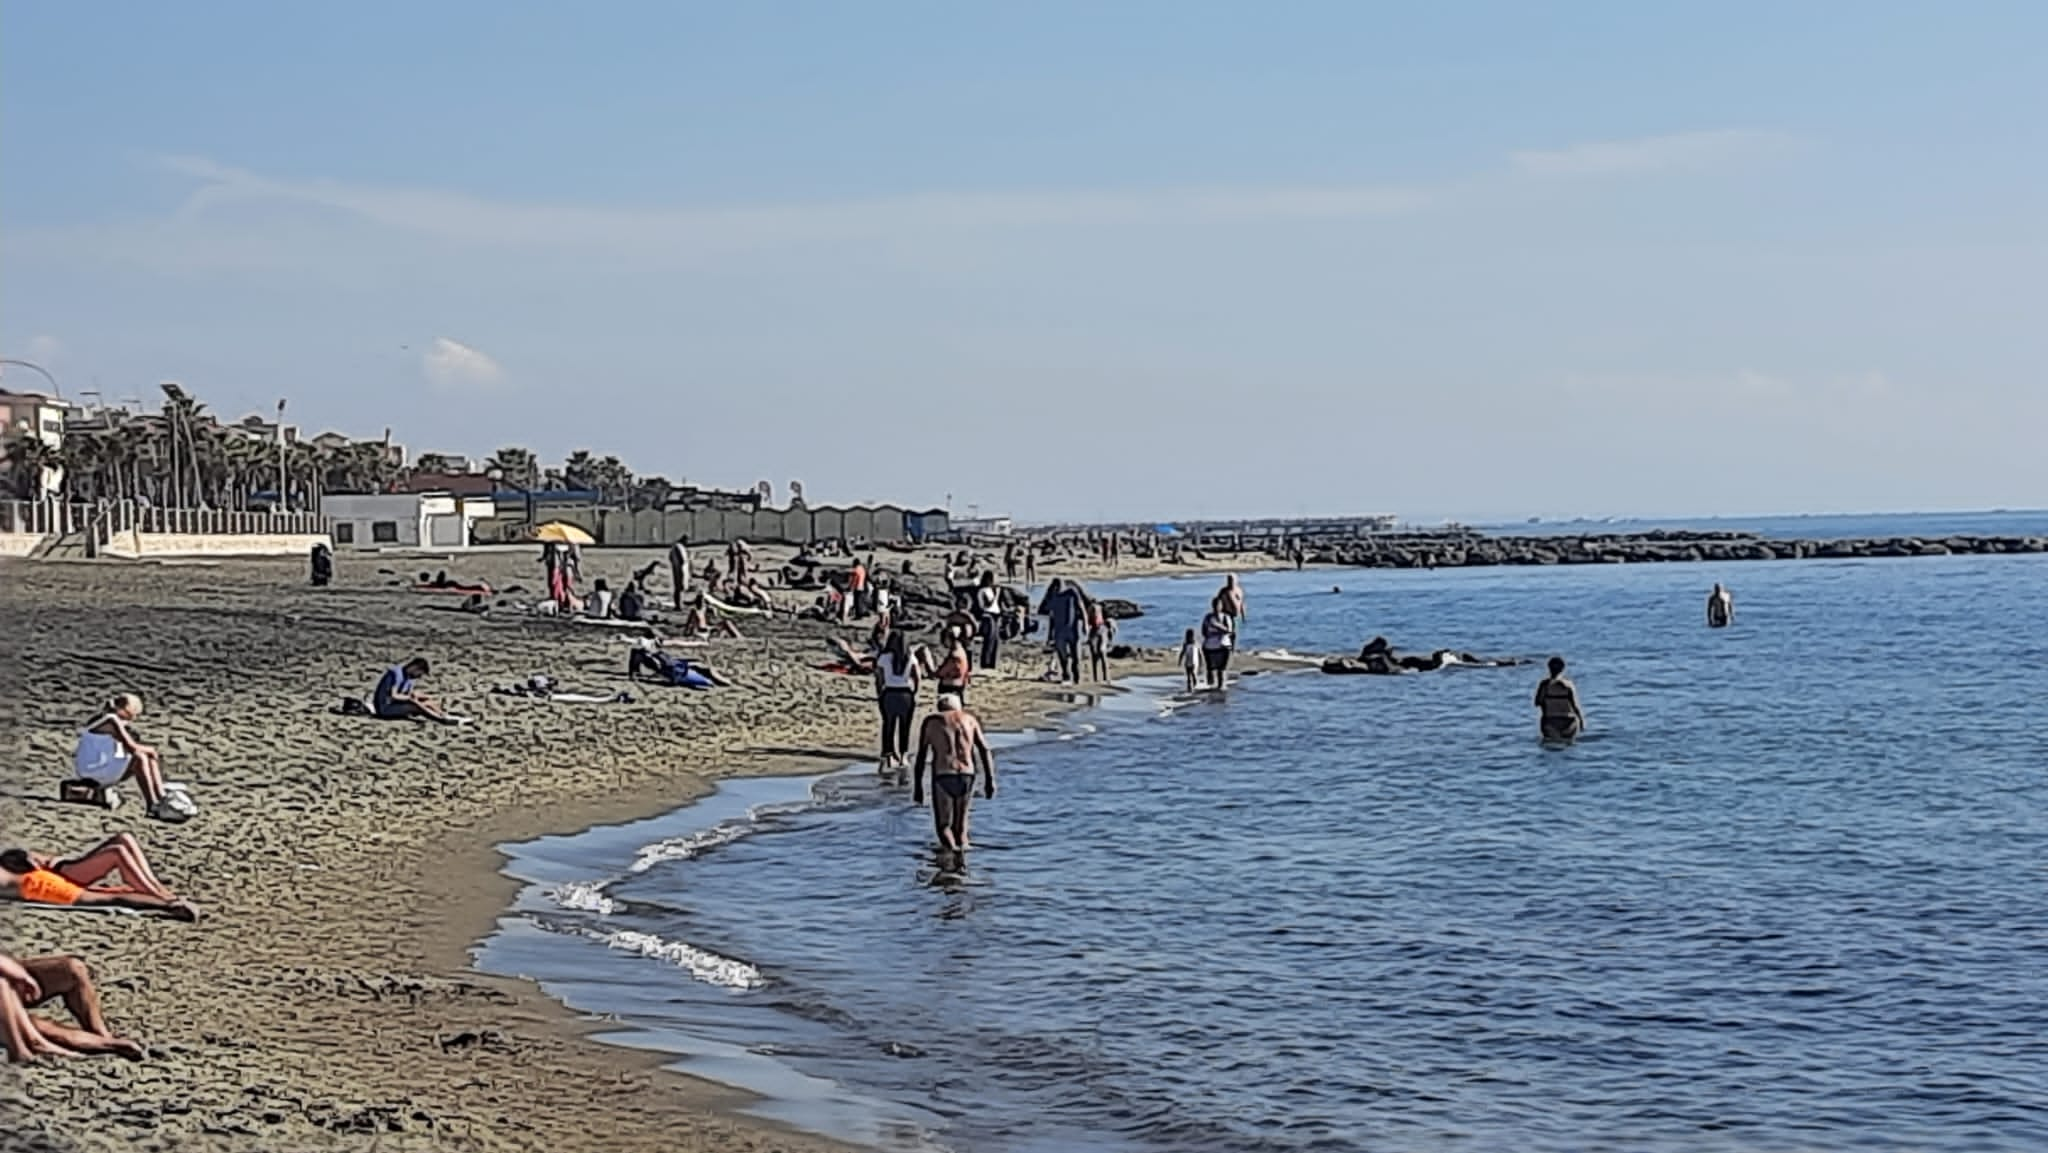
[0,846,197,920]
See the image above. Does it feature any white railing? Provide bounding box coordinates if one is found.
[96,501,330,540]
[0,499,82,536]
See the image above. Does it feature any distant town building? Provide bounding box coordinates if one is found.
[952,515,1013,536]
[321,492,497,550]
[0,387,68,498]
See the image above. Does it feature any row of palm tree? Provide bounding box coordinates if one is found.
[488,446,674,510]
[2,382,682,511]
[5,384,403,507]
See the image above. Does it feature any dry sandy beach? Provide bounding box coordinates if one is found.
[0,543,1273,1153]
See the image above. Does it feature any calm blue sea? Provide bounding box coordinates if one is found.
[478,514,2048,1153]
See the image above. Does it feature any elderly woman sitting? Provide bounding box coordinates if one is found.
[73,694,183,819]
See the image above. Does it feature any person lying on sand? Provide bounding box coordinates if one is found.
[1,952,146,1063]
[682,597,743,639]
[374,657,456,723]
[627,641,733,688]
[73,694,177,818]
[3,834,179,901]
[1,848,197,920]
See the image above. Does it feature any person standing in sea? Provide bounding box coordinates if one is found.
[1038,578,1087,683]
[873,631,921,777]
[1534,657,1586,742]
[1199,601,1235,690]
[1216,574,1247,630]
[913,693,995,862]
[1707,583,1734,628]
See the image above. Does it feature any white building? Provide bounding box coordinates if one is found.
[952,515,1014,536]
[0,388,67,498]
[321,492,496,550]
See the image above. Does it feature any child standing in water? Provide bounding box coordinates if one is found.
[1087,604,1116,682]
[1178,628,1201,693]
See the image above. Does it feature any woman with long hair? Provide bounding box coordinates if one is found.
[874,630,920,774]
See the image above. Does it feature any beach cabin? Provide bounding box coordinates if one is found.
[322,492,497,550]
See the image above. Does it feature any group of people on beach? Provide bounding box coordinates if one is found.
[6,691,205,1062]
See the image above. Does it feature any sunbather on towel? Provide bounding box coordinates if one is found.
[0,848,196,920]
[3,835,179,902]
[1,952,145,1063]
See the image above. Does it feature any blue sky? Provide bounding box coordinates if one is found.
[3,2,2042,521]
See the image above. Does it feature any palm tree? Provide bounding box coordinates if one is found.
[561,450,597,493]
[630,475,673,511]
[4,432,56,499]
[488,446,541,492]
[590,455,634,504]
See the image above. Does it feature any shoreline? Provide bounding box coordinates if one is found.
[475,671,1190,1150]
[0,543,1242,1153]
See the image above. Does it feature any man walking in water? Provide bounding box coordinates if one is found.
[913,694,995,863]
[1707,583,1734,628]
[1039,578,1087,683]
[1533,656,1586,742]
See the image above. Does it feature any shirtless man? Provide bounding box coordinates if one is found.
[912,695,995,860]
[1,952,145,1062]
[1533,656,1586,742]
[1707,583,1734,628]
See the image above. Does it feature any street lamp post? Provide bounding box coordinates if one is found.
[276,398,288,512]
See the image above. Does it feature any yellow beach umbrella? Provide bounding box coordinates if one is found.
[532,521,595,546]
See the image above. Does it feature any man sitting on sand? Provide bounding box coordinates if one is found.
[374,657,455,723]
[1,848,197,920]
[2,952,146,1063]
[1534,656,1586,742]
[913,694,996,863]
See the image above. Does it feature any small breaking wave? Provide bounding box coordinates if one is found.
[591,927,765,989]
[548,880,620,915]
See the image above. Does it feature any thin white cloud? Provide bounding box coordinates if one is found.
[421,337,503,390]
[1511,130,1792,178]
[153,154,1431,251]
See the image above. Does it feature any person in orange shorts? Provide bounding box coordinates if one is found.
[0,847,196,921]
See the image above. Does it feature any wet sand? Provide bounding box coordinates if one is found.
[0,542,1274,1152]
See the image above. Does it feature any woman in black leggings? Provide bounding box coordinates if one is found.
[873,630,921,775]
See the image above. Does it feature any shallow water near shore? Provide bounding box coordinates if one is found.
[480,541,2048,1152]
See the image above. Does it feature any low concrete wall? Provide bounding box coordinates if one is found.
[100,532,332,559]
[0,532,43,557]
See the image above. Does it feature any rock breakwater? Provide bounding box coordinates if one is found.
[1310,531,2047,570]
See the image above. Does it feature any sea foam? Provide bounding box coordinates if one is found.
[592,928,765,989]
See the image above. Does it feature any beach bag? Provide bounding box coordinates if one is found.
[152,789,199,823]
